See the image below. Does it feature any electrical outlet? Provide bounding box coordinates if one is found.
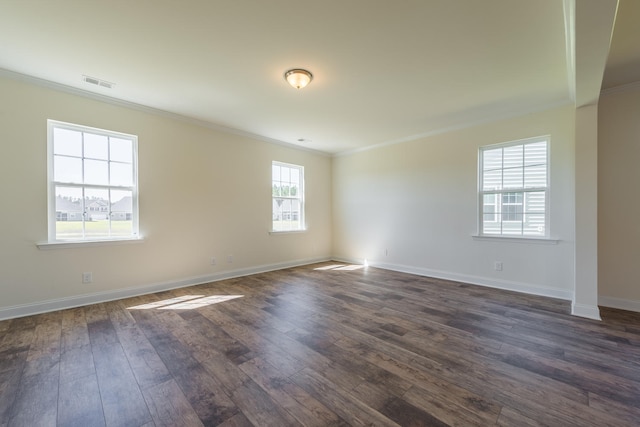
[227,254,233,263]
[494,262,503,271]
[210,257,216,266]
[82,272,93,284]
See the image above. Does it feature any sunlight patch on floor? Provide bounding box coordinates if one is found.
[128,294,243,310]
[314,264,364,271]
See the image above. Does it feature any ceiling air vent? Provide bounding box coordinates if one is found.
[82,75,114,89]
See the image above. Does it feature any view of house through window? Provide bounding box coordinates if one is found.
[479,137,548,237]
[48,120,138,241]
[272,161,304,232]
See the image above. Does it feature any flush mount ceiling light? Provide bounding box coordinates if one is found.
[284,69,313,89]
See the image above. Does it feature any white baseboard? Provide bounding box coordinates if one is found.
[0,257,331,321]
[571,302,602,320]
[11,255,634,322]
[334,257,574,301]
[599,296,640,313]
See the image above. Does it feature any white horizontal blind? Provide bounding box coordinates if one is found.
[48,120,138,241]
[479,137,548,237]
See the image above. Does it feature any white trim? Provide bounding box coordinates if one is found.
[571,302,601,320]
[563,0,576,103]
[478,136,550,238]
[272,161,305,233]
[269,230,307,235]
[0,68,329,158]
[47,119,140,243]
[599,296,640,313]
[37,237,144,250]
[0,256,331,321]
[471,235,559,245]
[334,257,573,301]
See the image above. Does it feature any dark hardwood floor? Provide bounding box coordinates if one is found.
[1,262,640,426]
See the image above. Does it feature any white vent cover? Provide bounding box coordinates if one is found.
[82,75,114,89]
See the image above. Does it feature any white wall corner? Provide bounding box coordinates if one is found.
[571,302,602,320]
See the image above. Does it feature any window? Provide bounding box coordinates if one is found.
[479,136,548,237]
[47,120,138,242]
[272,161,304,232]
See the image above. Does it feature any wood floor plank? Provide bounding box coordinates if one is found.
[8,355,59,427]
[239,356,346,426]
[141,379,204,427]
[91,343,152,427]
[1,262,640,426]
[0,350,27,425]
[57,373,105,427]
[290,367,401,427]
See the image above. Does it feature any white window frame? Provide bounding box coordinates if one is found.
[271,161,305,233]
[46,120,139,243]
[478,136,549,239]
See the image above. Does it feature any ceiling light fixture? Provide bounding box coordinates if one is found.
[284,69,313,89]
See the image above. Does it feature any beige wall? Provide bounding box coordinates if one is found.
[332,105,576,299]
[0,76,332,318]
[598,86,640,310]
[4,71,636,318]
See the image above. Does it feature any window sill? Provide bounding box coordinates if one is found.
[471,235,559,245]
[269,229,307,235]
[37,237,145,250]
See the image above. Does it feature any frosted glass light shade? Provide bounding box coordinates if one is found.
[284,69,313,89]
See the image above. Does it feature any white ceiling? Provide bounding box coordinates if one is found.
[0,0,637,154]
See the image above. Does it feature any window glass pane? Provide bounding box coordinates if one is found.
[272,164,281,181]
[482,148,502,171]
[84,188,109,238]
[281,166,290,184]
[479,139,547,237]
[55,186,84,240]
[110,162,133,187]
[482,217,501,234]
[50,122,138,241]
[84,133,108,160]
[503,167,523,189]
[291,168,300,185]
[502,220,523,235]
[110,137,133,163]
[503,145,523,169]
[523,214,545,236]
[84,159,109,185]
[272,162,303,231]
[524,191,545,213]
[290,199,301,229]
[483,194,496,214]
[290,183,299,197]
[54,155,83,183]
[482,169,502,191]
[53,128,82,157]
[524,141,547,166]
[273,197,285,231]
[111,190,133,237]
[524,164,546,188]
[272,182,281,197]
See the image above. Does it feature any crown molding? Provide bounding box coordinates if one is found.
[333,99,573,158]
[0,68,330,157]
